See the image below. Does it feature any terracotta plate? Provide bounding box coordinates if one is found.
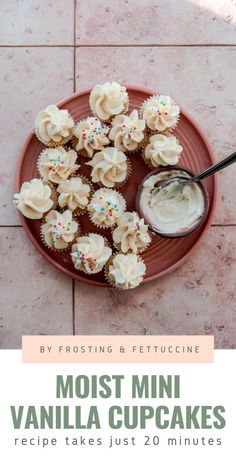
[15,86,218,287]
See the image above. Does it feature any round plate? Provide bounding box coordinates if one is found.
[15,86,218,287]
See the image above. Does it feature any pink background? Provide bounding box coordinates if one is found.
[0,0,236,348]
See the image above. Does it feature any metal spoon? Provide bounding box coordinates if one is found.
[154,150,236,194]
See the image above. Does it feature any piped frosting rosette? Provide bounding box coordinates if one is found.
[112,211,151,254]
[140,95,180,133]
[57,176,93,215]
[71,233,112,274]
[109,109,145,152]
[88,188,126,229]
[13,178,56,219]
[105,253,146,290]
[86,146,131,188]
[144,133,183,168]
[89,82,129,122]
[35,104,74,147]
[72,116,110,157]
[41,209,79,251]
[38,146,79,184]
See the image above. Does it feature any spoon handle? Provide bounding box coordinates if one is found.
[191,151,236,182]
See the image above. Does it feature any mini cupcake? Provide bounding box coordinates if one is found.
[72,116,110,157]
[112,211,151,254]
[86,147,131,188]
[88,188,126,229]
[38,146,79,184]
[57,176,92,215]
[106,253,146,290]
[89,82,129,122]
[13,178,56,219]
[41,209,79,251]
[71,233,112,275]
[140,95,180,134]
[109,109,145,152]
[35,104,74,147]
[144,133,183,168]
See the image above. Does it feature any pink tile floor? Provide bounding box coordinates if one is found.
[0,0,236,348]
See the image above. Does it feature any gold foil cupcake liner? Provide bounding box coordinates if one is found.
[104,252,146,290]
[87,190,127,229]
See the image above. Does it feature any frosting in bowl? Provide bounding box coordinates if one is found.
[141,95,180,132]
[88,188,126,228]
[89,82,128,121]
[38,147,79,184]
[41,209,78,250]
[107,253,146,289]
[35,104,74,145]
[113,211,151,253]
[109,110,145,152]
[57,177,91,212]
[73,117,110,157]
[71,233,112,274]
[139,170,206,236]
[145,134,183,167]
[87,146,128,188]
[13,178,54,219]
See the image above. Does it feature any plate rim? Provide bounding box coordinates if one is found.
[15,85,218,287]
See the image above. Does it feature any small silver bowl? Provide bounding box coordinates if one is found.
[136,166,209,239]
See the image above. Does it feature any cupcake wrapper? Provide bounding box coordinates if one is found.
[112,230,152,255]
[95,156,132,189]
[71,233,112,275]
[104,252,145,290]
[88,190,127,229]
[92,96,130,125]
[57,175,95,217]
[139,95,180,135]
[40,221,80,253]
[34,115,75,148]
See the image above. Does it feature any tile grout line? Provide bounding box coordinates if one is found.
[0,44,236,48]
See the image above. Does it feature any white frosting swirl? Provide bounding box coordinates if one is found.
[58,177,91,212]
[87,147,128,188]
[113,211,151,253]
[145,134,183,167]
[88,188,126,228]
[13,178,54,219]
[73,117,110,157]
[71,233,112,274]
[109,110,145,152]
[38,147,80,184]
[141,95,180,132]
[89,82,128,121]
[35,105,74,144]
[41,209,78,250]
[139,170,205,235]
[108,253,146,289]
